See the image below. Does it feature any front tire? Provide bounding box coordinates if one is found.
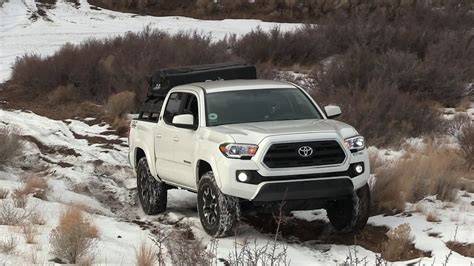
[197,171,240,238]
[137,157,167,215]
[326,183,370,233]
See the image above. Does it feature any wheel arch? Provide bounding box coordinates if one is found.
[134,146,158,179]
[196,158,222,188]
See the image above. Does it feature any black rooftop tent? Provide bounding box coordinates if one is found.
[148,62,257,98]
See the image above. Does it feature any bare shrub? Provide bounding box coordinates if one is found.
[9,29,232,106]
[135,241,157,266]
[227,205,289,265]
[0,201,31,225]
[227,238,289,266]
[105,91,136,120]
[446,113,471,138]
[0,126,24,166]
[48,84,80,104]
[381,223,414,261]
[149,228,167,266]
[29,211,46,226]
[372,145,466,213]
[22,223,38,244]
[12,188,28,208]
[0,235,18,254]
[313,79,443,147]
[165,225,215,266]
[49,206,99,263]
[0,188,9,199]
[458,124,474,169]
[342,247,370,266]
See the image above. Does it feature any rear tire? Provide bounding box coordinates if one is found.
[137,157,167,215]
[197,171,240,238]
[326,183,370,233]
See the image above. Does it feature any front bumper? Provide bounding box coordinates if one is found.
[216,148,370,201]
[252,178,354,201]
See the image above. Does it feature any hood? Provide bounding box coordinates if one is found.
[210,119,359,144]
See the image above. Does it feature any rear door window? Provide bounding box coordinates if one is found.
[163,92,185,124]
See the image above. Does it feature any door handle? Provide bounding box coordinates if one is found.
[156,134,162,139]
[173,137,179,142]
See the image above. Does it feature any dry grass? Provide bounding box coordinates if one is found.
[21,175,48,199]
[0,235,18,254]
[0,188,9,199]
[0,126,24,166]
[381,223,414,261]
[22,223,38,244]
[372,145,467,213]
[49,206,99,263]
[105,91,136,120]
[135,241,157,266]
[446,241,474,258]
[426,211,441,223]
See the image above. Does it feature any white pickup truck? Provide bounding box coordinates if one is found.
[129,64,370,237]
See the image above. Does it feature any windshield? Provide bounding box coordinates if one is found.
[206,88,322,126]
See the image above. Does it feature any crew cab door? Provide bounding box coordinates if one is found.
[154,92,185,181]
[155,91,199,189]
[171,92,200,188]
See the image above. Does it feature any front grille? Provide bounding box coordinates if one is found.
[263,140,346,168]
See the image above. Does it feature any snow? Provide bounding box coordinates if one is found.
[0,0,301,82]
[1,101,474,265]
[1,0,473,264]
[369,193,474,265]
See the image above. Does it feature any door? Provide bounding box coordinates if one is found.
[172,93,200,188]
[155,92,185,181]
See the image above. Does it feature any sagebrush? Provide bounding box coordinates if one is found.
[0,127,23,166]
[371,145,467,213]
[49,207,99,263]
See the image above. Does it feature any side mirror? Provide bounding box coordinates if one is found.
[324,105,342,119]
[172,114,196,129]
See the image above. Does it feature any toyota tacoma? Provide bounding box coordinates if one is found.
[129,63,370,237]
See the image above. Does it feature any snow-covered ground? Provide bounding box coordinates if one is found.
[1,109,473,265]
[1,0,473,264]
[0,0,300,82]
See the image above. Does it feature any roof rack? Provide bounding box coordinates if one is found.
[148,62,257,98]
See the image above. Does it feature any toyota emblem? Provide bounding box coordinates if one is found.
[298,146,313,157]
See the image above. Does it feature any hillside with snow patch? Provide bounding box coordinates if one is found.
[0,0,300,82]
[1,1,473,265]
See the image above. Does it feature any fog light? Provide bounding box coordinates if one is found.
[355,164,364,174]
[237,172,249,182]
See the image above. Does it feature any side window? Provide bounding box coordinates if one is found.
[182,94,199,125]
[163,92,184,124]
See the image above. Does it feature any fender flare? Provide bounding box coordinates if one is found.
[195,156,222,189]
[134,145,159,180]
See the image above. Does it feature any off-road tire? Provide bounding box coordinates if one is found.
[137,157,167,215]
[326,183,370,233]
[197,171,240,238]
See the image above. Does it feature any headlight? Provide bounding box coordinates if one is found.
[344,136,365,152]
[219,143,258,159]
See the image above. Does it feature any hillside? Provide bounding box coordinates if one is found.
[1,0,474,265]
